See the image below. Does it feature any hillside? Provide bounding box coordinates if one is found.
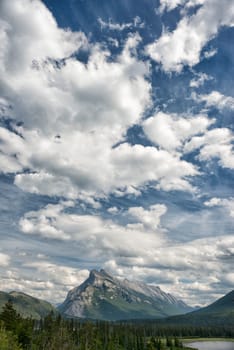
[163,290,234,326]
[0,291,55,319]
[59,269,193,320]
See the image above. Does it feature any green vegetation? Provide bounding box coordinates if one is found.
[0,300,234,350]
[0,325,23,350]
[0,291,55,319]
[161,290,234,327]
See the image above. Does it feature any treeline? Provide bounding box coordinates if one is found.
[0,300,233,350]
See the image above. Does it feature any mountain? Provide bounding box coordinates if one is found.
[0,291,55,319]
[58,269,193,321]
[163,290,234,326]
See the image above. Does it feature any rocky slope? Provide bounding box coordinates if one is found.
[0,291,55,319]
[59,269,193,320]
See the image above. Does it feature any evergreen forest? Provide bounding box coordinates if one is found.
[0,300,233,350]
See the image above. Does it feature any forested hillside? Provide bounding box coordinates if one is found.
[0,300,233,350]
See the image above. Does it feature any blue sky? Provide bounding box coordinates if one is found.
[0,0,233,306]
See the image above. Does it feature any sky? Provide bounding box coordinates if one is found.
[0,0,233,307]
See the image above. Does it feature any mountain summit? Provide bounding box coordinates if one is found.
[58,269,192,320]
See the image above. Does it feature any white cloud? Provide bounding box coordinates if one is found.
[203,48,217,59]
[149,0,234,72]
[194,91,234,110]
[0,265,89,302]
[158,0,205,13]
[0,0,87,73]
[184,128,234,169]
[143,111,213,151]
[15,172,82,200]
[107,206,119,214]
[24,262,89,289]
[19,201,166,260]
[205,197,234,217]
[0,253,10,266]
[110,143,198,192]
[0,0,206,197]
[98,18,132,31]
[98,16,144,31]
[11,133,199,196]
[143,110,232,177]
[104,234,234,305]
[190,72,212,88]
[158,0,187,13]
[204,197,223,207]
[128,204,167,231]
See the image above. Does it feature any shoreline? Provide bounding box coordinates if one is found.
[182,337,234,343]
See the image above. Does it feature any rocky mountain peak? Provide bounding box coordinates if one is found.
[59,269,193,320]
[89,269,112,280]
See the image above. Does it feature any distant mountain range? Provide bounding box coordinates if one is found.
[58,269,193,320]
[0,291,55,319]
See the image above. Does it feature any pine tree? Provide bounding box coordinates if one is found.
[0,300,20,332]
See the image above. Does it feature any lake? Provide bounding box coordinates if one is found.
[186,341,234,350]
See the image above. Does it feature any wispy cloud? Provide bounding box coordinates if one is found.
[98,16,144,31]
[193,91,234,110]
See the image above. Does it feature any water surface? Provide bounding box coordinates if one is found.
[187,341,234,350]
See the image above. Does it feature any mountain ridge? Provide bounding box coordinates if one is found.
[0,290,55,319]
[162,289,234,326]
[58,269,193,320]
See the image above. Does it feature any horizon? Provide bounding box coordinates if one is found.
[1,268,233,308]
[0,0,233,307]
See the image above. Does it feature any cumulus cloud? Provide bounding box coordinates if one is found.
[204,197,234,217]
[194,91,234,110]
[104,234,234,305]
[19,201,166,260]
[143,112,234,171]
[107,206,119,214]
[158,0,186,13]
[111,143,198,192]
[0,0,204,197]
[1,0,220,200]
[128,204,167,231]
[149,0,234,71]
[143,111,213,151]
[24,262,89,290]
[158,0,205,13]
[0,265,89,302]
[0,0,87,73]
[184,128,234,169]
